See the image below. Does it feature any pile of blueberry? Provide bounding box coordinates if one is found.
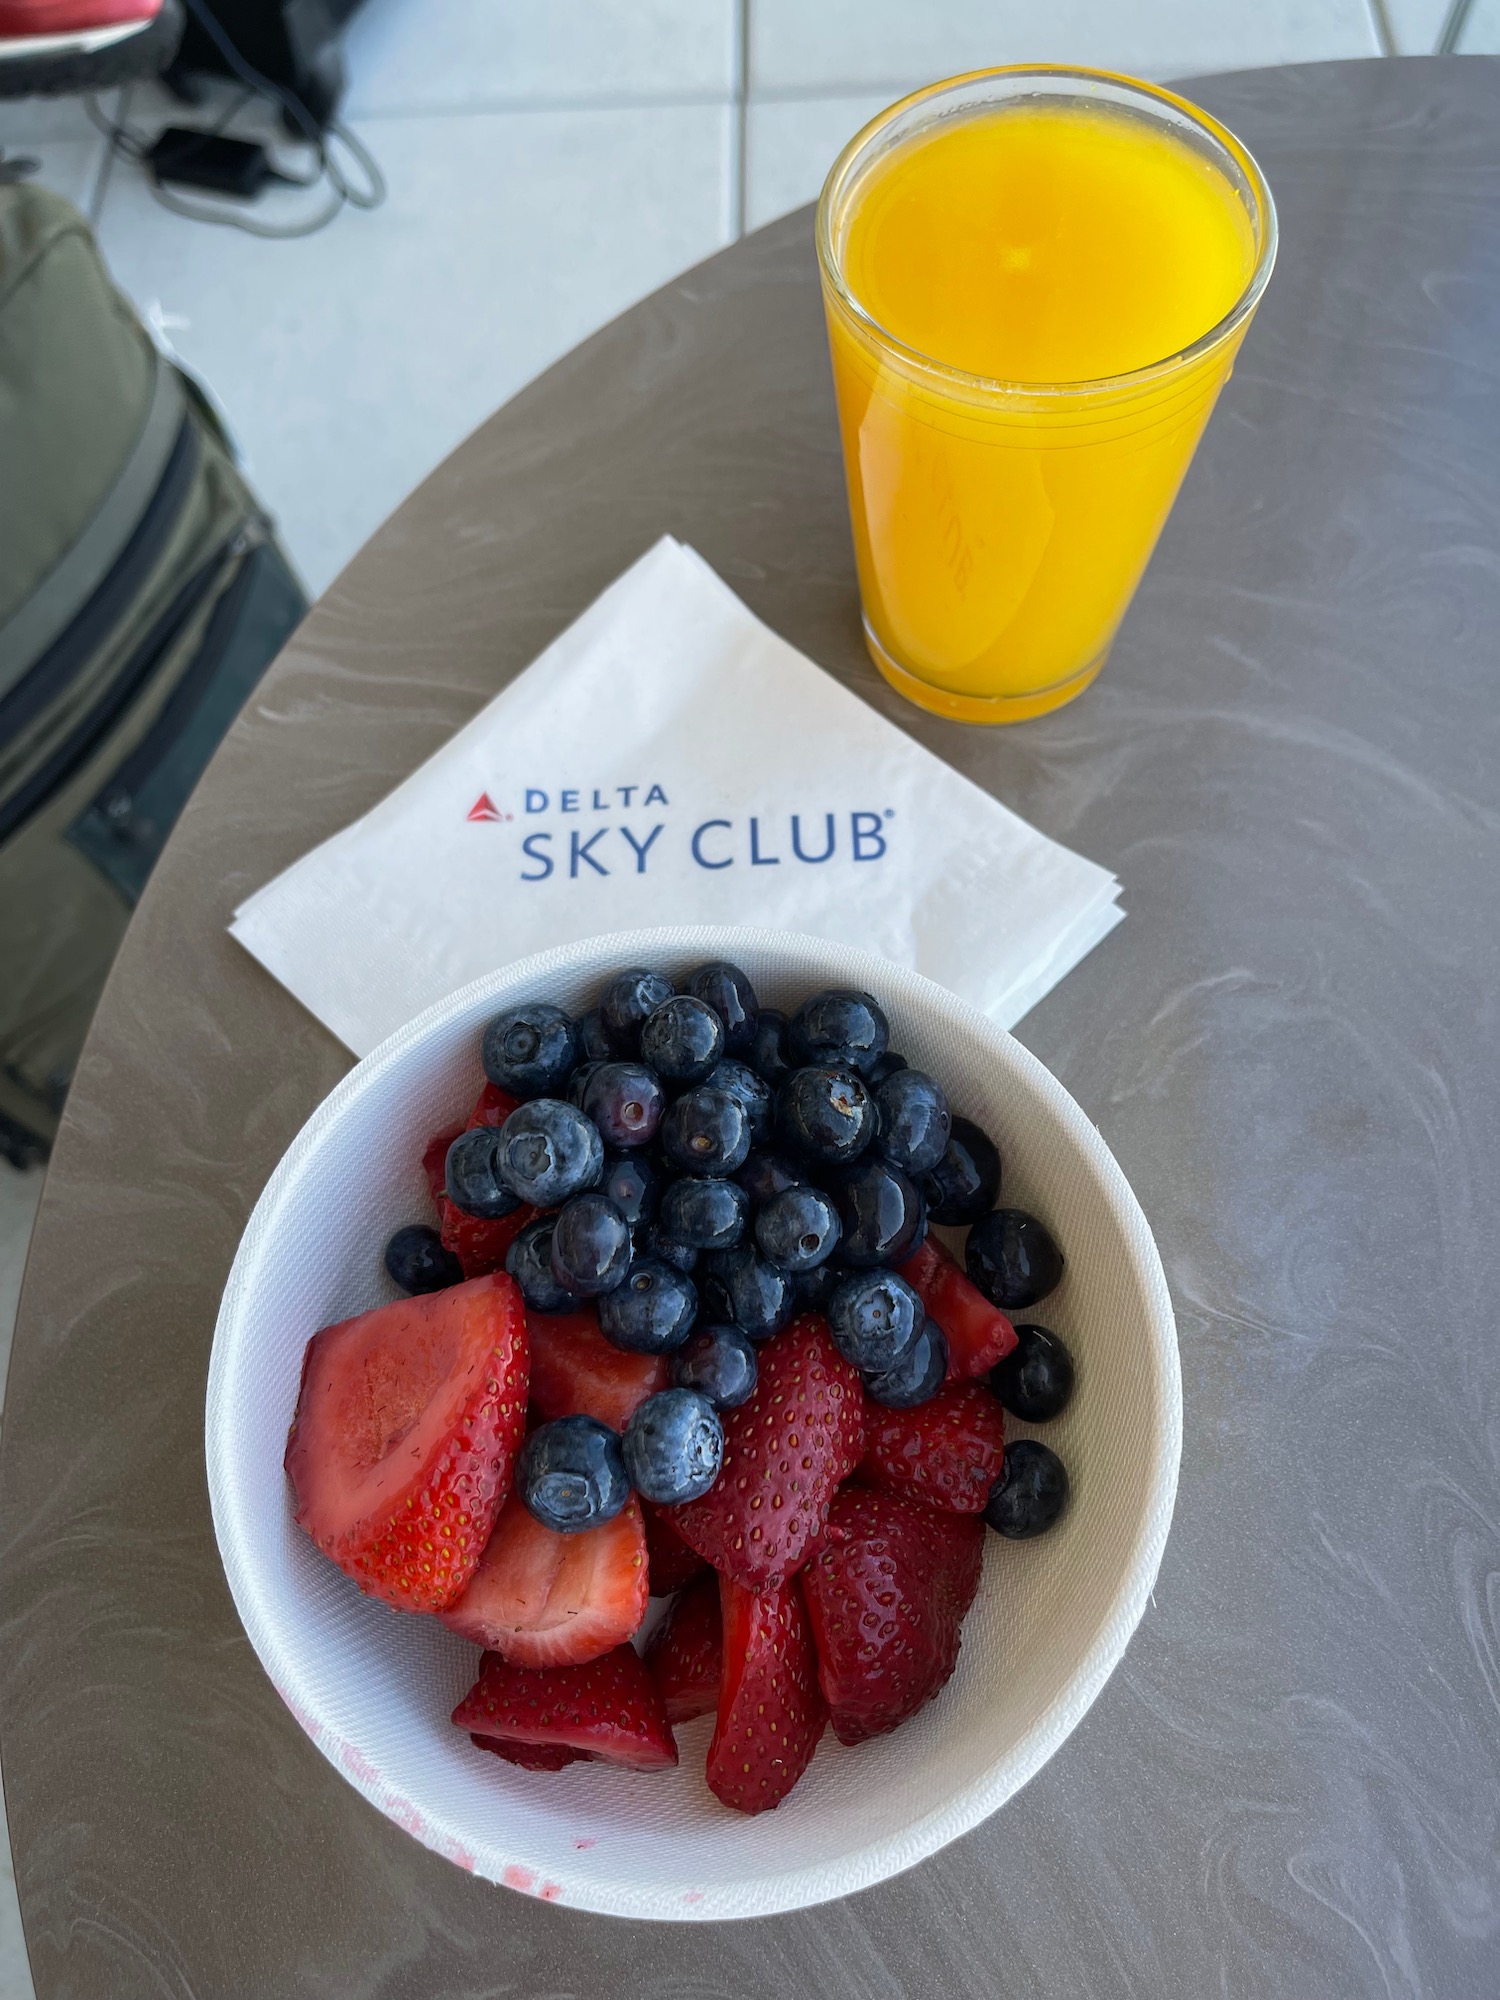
[385,962,1073,1538]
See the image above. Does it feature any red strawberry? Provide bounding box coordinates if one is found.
[454,1645,678,1772]
[285,1270,528,1612]
[422,1124,464,1205]
[440,1491,647,1666]
[470,1733,581,1771]
[468,1081,520,1130]
[669,1315,865,1592]
[528,1307,669,1431]
[803,1487,983,1745]
[899,1237,1017,1381]
[643,1503,709,1596]
[862,1380,1006,1515]
[706,1575,825,1813]
[439,1197,537,1279]
[645,1570,722,1725]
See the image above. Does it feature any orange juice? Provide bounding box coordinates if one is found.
[818,70,1276,722]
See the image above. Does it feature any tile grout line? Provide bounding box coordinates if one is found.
[1366,0,1399,54]
[730,0,749,240]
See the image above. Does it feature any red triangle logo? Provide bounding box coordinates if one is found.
[466,792,502,822]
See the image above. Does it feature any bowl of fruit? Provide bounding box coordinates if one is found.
[206,925,1178,1920]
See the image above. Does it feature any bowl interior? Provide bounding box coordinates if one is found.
[206,926,1178,1920]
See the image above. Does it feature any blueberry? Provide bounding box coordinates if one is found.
[825,1155,926,1267]
[621,1388,723,1505]
[873,1068,951,1175]
[576,1006,614,1062]
[549,1192,632,1297]
[984,1440,1069,1538]
[493,1098,602,1207]
[444,1127,524,1219]
[505,1217,575,1314]
[863,1315,948,1408]
[600,1150,657,1232]
[748,1007,795,1087]
[866,1050,909,1088]
[788,989,889,1076]
[518,1415,630,1532]
[565,1061,602,1109]
[661,1085,751,1175]
[383,1223,463,1295]
[777,1065,875,1164]
[700,1243,796,1340]
[754,1185,840,1274]
[599,967,675,1051]
[828,1270,923,1372]
[659,1174,748,1253]
[736,1149,805,1208]
[966,1208,1064,1310]
[644,1220,698,1275]
[918,1116,1001,1226]
[481,1001,578,1100]
[683,960,759,1054]
[581,1060,665,1149]
[637,994,723,1086]
[991,1324,1075,1423]
[596,1257,698,1352]
[793,1260,845,1312]
[672,1324,758,1409]
[704,1059,774,1145]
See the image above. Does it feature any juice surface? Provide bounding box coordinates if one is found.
[841,103,1256,384]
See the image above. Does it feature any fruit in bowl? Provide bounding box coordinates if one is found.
[283,961,1077,1812]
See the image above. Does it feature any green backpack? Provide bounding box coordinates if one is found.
[0,179,305,1161]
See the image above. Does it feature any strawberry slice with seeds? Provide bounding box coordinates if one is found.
[668,1314,865,1592]
[439,1198,536,1280]
[645,1569,722,1724]
[285,1270,528,1612]
[803,1486,983,1745]
[454,1644,678,1772]
[899,1237,1017,1381]
[643,1503,709,1596]
[440,1491,647,1666]
[862,1379,1007,1515]
[470,1733,582,1771]
[422,1125,464,1205]
[468,1081,520,1130]
[706,1575,825,1813]
[528,1306,669,1431]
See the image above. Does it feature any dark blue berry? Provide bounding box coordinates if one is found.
[863,1315,948,1407]
[866,1050,909,1088]
[659,1174,748,1253]
[518,1415,630,1532]
[684,961,759,1054]
[444,1127,524,1219]
[736,1149,805,1208]
[621,1388,723,1504]
[984,1440,1069,1538]
[644,1221,698,1274]
[788,989,889,1076]
[600,1150,657,1233]
[599,967,675,1051]
[661,1085,751,1175]
[793,1260,844,1312]
[505,1217,574,1314]
[596,1256,698,1352]
[576,1006,614,1062]
[826,1155,926,1267]
[777,1065,874,1164]
[581,1060,665,1148]
[704,1058,774,1145]
[700,1243,796,1340]
[828,1270,923,1372]
[966,1208,1064,1310]
[481,1001,578,1100]
[918,1116,1001,1226]
[748,1007,794,1087]
[383,1223,462,1294]
[873,1068,951,1175]
[549,1193,632,1297]
[991,1324,1075,1423]
[565,1061,602,1108]
[639,994,725,1084]
[672,1324,758,1409]
[495,1097,603,1206]
[754,1185,840,1274]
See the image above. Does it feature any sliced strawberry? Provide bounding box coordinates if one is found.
[439,1197,537,1279]
[440,1491,647,1666]
[470,1733,582,1771]
[862,1379,1006,1515]
[899,1237,1017,1381]
[645,1570,722,1725]
[422,1125,464,1205]
[707,1574,825,1813]
[285,1270,528,1612]
[454,1645,677,1772]
[803,1486,984,1745]
[468,1081,520,1130]
[643,1503,709,1596]
[669,1314,865,1592]
[528,1306,669,1430]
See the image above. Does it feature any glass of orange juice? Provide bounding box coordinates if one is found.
[817,67,1277,724]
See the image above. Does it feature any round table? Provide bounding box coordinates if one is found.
[4,55,1498,1998]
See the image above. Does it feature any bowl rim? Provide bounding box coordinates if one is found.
[206,925,1181,1920]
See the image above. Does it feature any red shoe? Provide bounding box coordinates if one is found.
[0,0,181,98]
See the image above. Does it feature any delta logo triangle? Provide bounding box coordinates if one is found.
[466,792,503,822]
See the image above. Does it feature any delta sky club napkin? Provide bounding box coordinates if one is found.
[230,538,1123,1056]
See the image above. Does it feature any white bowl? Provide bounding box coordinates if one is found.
[206,926,1179,1922]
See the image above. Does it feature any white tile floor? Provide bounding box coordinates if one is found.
[0,0,1494,1988]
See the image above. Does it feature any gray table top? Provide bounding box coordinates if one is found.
[3,53,1498,2000]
